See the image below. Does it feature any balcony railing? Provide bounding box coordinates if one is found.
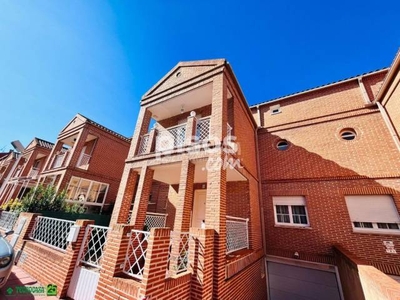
[52,152,68,169]
[137,134,150,155]
[196,117,210,141]
[226,216,249,254]
[155,123,186,152]
[123,229,150,280]
[29,167,40,178]
[77,153,91,168]
[167,231,191,277]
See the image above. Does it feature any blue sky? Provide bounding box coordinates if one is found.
[0,0,399,150]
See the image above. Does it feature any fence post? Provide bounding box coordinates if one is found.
[139,228,171,299]
[58,219,95,298]
[189,228,215,300]
[95,224,134,300]
[13,212,42,253]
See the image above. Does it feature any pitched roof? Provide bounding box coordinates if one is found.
[250,67,388,108]
[142,59,226,99]
[35,138,54,149]
[77,113,131,143]
[375,48,400,102]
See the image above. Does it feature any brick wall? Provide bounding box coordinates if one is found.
[383,70,400,138]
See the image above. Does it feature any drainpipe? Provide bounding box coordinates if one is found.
[254,106,268,291]
[358,77,400,151]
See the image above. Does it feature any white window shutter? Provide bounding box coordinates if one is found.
[345,195,400,223]
[273,196,306,206]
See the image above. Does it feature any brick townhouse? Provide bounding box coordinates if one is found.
[0,138,54,204]
[0,150,18,188]
[36,113,131,213]
[93,51,400,300]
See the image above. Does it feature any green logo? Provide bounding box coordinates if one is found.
[6,287,13,295]
[46,284,57,296]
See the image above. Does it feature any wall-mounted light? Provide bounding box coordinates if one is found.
[180,105,185,114]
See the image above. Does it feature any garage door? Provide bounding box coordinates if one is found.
[268,262,341,300]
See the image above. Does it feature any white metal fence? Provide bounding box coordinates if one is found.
[123,229,150,280]
[29,168,40,178]
[52,153,67,169]
[0,211,18,231]
[137,134,150,155]
[167,231,191,276]
[80,225,110,268]
[196,117,210,142]
[127,211,168,230]
[226,216,249,254]
[155,124,186,152]
[30,216,75,251]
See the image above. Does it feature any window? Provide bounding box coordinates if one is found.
[340,128,357,141]
[276,140,289,151]
[345,195,400,234]
[273,196,309,227]
[66,176,109,206]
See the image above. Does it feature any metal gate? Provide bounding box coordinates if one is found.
[67,225,110,300]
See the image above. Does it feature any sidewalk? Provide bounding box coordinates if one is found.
[0,266,59,299]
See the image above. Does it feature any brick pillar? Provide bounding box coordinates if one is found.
[58,219,95,298]
[206,153,227,299]
[110,168,139,226]
[13,212,42,252]
[189,228,215,300]
[139,228,171,298]
[207,73,228,298]
[185,113,197,146]
[129,107,152,158]
[173,159,195,232]
[130,165,154,230]
[95,224,134,299]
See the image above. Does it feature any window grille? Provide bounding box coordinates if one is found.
[226,216,249,254]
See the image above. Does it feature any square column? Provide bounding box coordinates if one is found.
[173,159,195,232]
[110,168,139,226]
[129,165,154,230]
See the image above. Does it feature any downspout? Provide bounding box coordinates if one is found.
[255,105,268,293]
[358,77,400,151]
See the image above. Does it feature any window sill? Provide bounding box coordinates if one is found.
[274,224,312,230]
[352,229,400,236]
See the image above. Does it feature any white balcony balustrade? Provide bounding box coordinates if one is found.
[155,123,186,152]
[226,216,249,254]
[52,152,68,169]
[77,153,91,168]
[122,230,150,280]
[29,167,40,178]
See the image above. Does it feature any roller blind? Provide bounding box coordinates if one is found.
[273,196,306,206]
[345,195,400,223]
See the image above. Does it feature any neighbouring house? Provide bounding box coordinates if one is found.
[0,138,53,204]
[5,51,400,300]
[36,113,131,213]
[0,150,18,189]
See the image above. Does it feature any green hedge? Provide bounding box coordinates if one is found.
[40,211,111,226]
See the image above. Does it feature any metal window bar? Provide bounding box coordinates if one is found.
[123,230,150,280]
[155,124,186,152]
[0,211,18,231]
[196,117,210,142]
[226,216,249,254]
[167,231,191,277]
[80,225,110,269]
[137,134,150,155]
[29,216,75,252]
[77,153,91,167]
